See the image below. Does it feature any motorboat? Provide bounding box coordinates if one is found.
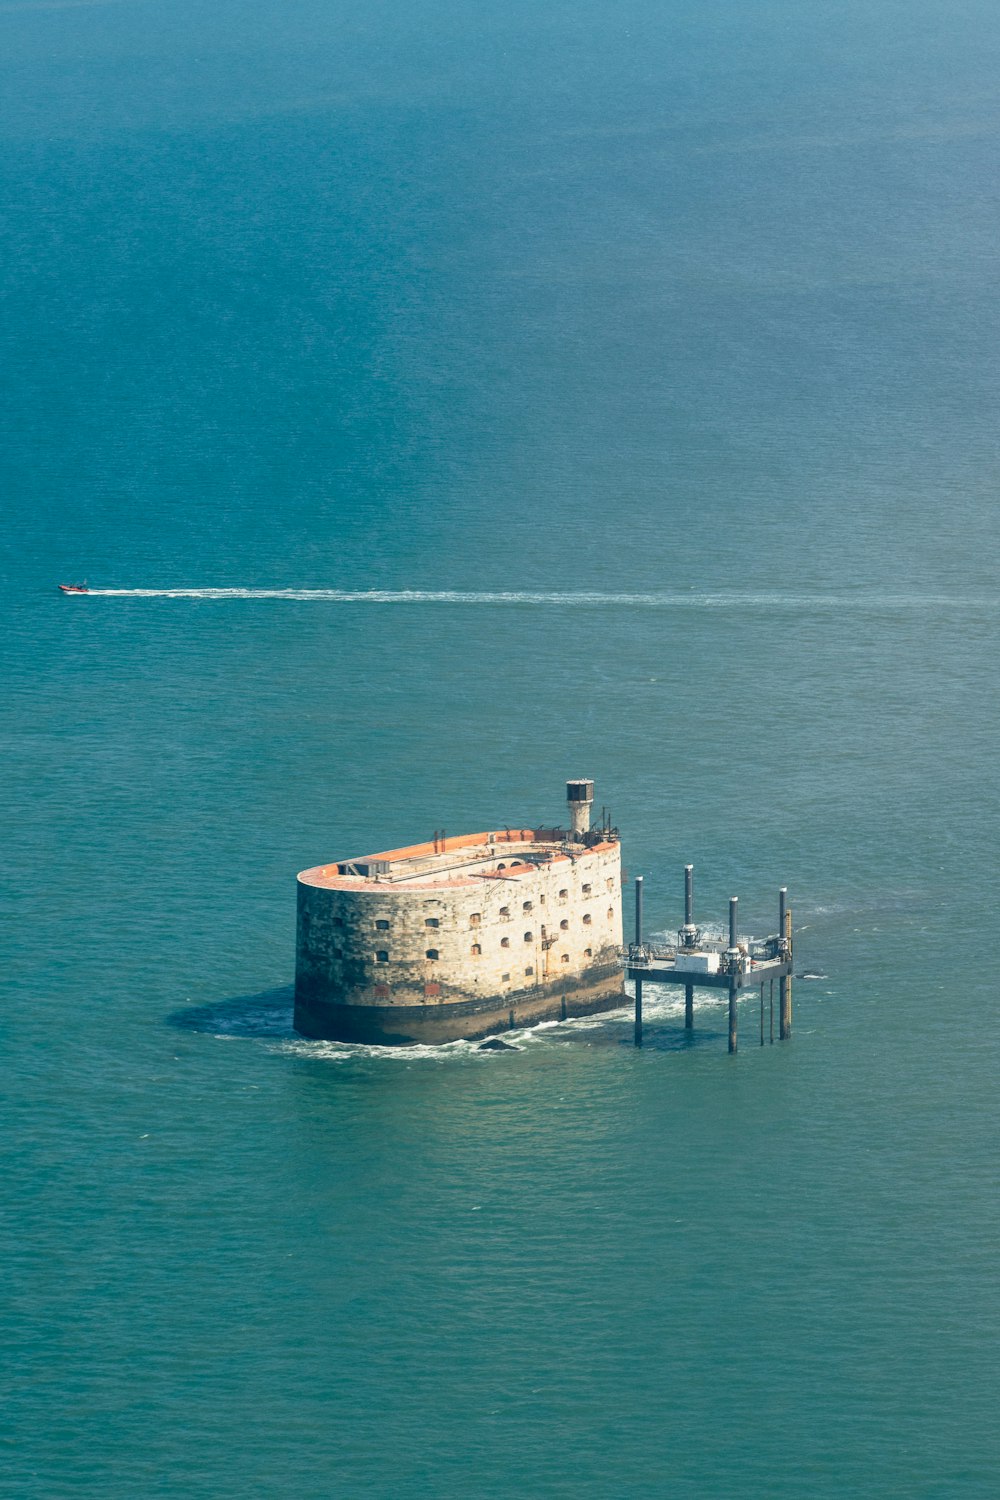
[58,583,89,594]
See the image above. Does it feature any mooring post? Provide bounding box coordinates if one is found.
[782,901,793,1040]
[728,895,739,1055]
[634,875,644,1047]
[769,978,774,1044]
[684,864,694,1029]
[760,981,764,1046]
[779,887,791,1040]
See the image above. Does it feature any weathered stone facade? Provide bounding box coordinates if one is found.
[294,827,625,1044]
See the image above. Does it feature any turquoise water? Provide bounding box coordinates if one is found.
[4,1,1000,1494]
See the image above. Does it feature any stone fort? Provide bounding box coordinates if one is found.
[294,779,624,1044]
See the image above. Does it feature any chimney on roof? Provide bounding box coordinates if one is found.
[566,779,595,839]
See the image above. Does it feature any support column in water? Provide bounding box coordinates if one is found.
[779,887,791,1040]
[634,875,644,1048]
[728,895,739,1055]
[684,864,695,1030]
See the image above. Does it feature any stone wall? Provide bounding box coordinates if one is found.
[295,839,623,1016]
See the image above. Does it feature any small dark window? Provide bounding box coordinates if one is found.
[425,917,439,929]
[471,943,481,956]
[582,883,592,896]
[470,912,481,927]
[522,901,532,913]
[374,919,389,931]
[375,951,389,963]
[583,913,592,925]
[499,905,510,918]
[561,954,570,964]
[426,948,439,960]
[559,888,568,900]
[502,972,510,982]
[584,947,593,958]
[607,908,614,921]
[523,931,533,943]
[525,966,533,977]
[560,919,569,931]
[497,863,506,871]
[501,936,510,948]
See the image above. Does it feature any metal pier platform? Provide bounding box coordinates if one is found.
[623,866,794,1052]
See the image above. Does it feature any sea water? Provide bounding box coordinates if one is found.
[3,1,999,1494]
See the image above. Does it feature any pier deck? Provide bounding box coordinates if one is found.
[624,866,793,1051]
[624,948,791,989]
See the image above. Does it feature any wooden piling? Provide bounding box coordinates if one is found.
[760,982,764,1046]
[685,983,694,1030]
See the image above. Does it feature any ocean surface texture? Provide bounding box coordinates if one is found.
[3,1,999,1495]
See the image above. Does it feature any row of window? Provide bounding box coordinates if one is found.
[375,952,594,970]
[329,879,617,934]
[378,957,599,998]
[368,905,612,934]
[491,866,600,896]
[373,944,596,964]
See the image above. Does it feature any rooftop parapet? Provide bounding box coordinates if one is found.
[299,826,619,892]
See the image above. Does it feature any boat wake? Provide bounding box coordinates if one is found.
[78,588,1000,609]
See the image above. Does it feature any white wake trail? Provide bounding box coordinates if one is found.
[80,588,999,608]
